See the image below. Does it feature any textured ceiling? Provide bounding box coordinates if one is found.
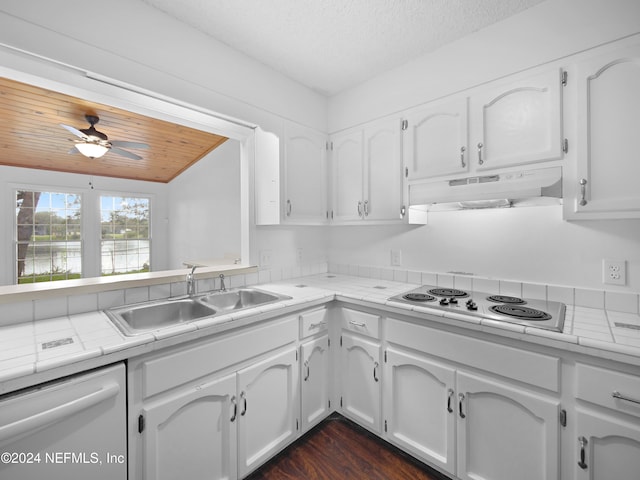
[142,0,546,95]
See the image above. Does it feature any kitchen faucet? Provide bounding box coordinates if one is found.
[219,273,226,292]
[186,265,197,296]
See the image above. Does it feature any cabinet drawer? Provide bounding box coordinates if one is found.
[140,316,297,399]
[299,307,328,339]
[576,363,640,417]
[386,317,559,391]
[341,308,380,338]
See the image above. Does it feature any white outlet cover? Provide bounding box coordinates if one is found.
[603,259,626,285]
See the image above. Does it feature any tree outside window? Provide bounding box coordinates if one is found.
[100,196,150,275]
[16,191,82,283]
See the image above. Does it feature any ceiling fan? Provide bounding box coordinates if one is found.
[60,114,149,160]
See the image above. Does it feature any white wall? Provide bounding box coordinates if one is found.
[0,165,170,286]
[167,139,241,269]
[327,0,640,293]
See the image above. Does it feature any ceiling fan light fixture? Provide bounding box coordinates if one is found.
[75,142,109,159]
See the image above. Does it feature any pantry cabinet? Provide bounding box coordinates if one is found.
[565,41,640,219]
[283,122,328,224]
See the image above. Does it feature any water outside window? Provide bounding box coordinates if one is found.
[100,196,150,276]
[16,191,82,283]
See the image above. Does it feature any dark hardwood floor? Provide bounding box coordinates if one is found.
[245,414,450,480]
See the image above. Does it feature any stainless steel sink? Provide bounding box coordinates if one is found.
[106,297,217,336]
[198,288,289,311]
[105,288,291,336]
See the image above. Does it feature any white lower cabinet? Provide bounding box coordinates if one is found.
[142,373,238,480]
[384,345,560,480]
[300,334,331,432]
[573,408,640,479]
[339,331,381,433]
[383,347,456,473]
[237,348,299,478]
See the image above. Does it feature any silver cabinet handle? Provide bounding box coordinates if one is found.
[373,361,379,382]
[240,391,247,416]
[230,395,237,422]
[612,390,640,405]
[400,205,406,218]
[286,199,292,216]
[458,393,466,418]
[304,360,310,381]
[348,320,366,327]
[578,436,588,470]
[363,200,369,217]
[309,321,326,330]
[460,146,466,168]
[477,142,484,165]
[579,179,588,206]
[357,201,363,217]
[447,388,454,413]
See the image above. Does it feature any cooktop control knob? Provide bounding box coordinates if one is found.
[449,297,458,305]
[466,299,478,311]
[439,298,449,306]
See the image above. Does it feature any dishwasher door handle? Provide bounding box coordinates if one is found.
[0,381,120,445]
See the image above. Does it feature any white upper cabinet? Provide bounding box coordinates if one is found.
[565,41,640,219]
[404,97,469,180]
[470,68,564,171]
[331,129,364,222]
[283,122,328,224]
[330,117,413,224]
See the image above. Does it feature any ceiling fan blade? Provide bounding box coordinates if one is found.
[110,140,149,149]
[60,123,88,139]
[110,146,142,160]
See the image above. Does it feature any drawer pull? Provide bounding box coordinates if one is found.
[612,390,640,405]
[578,436,588,470]
[447,388,454,413]
[309,321,326,330]
[349,320,366,327]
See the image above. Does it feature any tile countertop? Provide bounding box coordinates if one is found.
[1,273,639,394]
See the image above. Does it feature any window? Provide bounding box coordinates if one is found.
[16,190,82,283]
[100,196,150,276]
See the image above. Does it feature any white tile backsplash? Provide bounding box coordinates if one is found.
[34,297,67,321]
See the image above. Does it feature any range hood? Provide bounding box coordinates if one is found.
[409,166,562,210]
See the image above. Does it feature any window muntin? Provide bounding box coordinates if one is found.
[100,196,150,275]
[16,190,82,283]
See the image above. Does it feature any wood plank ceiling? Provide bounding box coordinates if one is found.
[0,77,228,183]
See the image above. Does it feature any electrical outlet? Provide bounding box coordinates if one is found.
[259,250,272,267]
[391,249,402,266]
[603,259,626,285]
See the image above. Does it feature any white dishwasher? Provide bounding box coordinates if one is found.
[0,362,126,480]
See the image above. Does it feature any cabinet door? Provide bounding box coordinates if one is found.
[456,371,560,480]
[364,117,404,221]
[404,97,469,179]
[237,348,299,477]
[384,347,456,474]
[340,331,381,433]
[283,122,328,223]
[574,408,640,480]
[331,129,364,222]
[301,335,331,431]
[470,68,563,171]
[570,43,640,218]
[141,373,237,480]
